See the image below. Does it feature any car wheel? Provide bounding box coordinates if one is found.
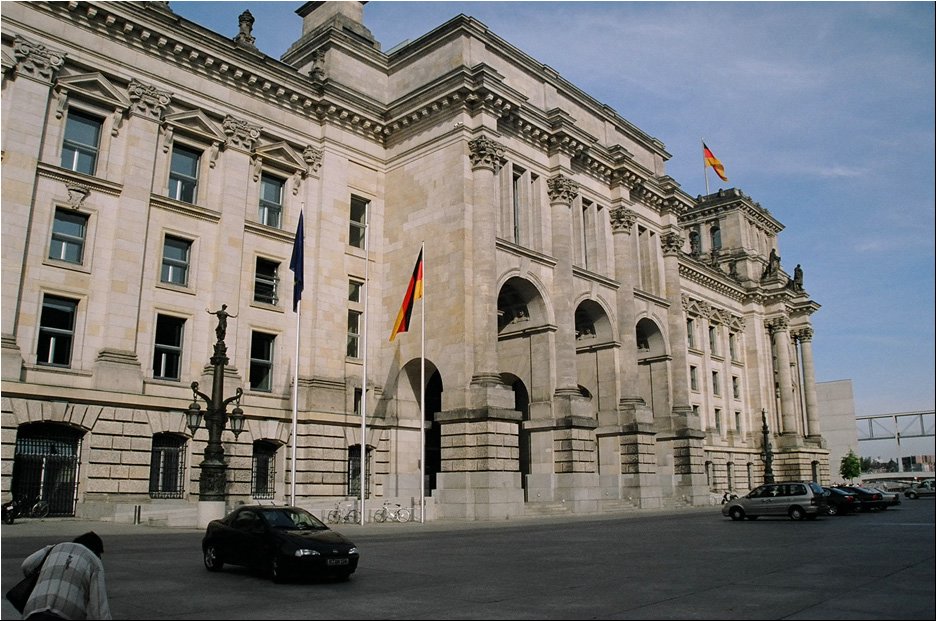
[826,504,838,516]
[203,545,224,572]
[728,507,745,521]
[906,492,918,499]
[789,506,806,521]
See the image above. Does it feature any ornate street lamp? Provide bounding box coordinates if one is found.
[186,305,245,503]
[761,408,775,484]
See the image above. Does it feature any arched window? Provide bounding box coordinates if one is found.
[710,223,722,251]
[251,440,278,499]
[149,433,187,499]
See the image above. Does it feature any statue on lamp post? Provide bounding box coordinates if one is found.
[761,409,776,484]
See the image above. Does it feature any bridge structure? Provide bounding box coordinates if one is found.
[856,410,935,472]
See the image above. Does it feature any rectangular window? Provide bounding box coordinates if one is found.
[347,445,371,499]
[347,309,361,358]
[686,318,696,349]
[349,280,362,303]
[259,173,284,228]
[251,441,277,499]
[690,365,698,391]
[712,370,720,395]
[709,326,719,354]
[61,109,102,175]
[512,167,524,244]
[168,144,200,203]
[353,387,363,416]
[735,411,742,433]
[254,258,279,305]
[729,332,738,360]
[149,434,186,499]
[249,331,275,391]
[715,408,722,434]
[153,314,185,380]
[37,295,78,367]
[49,209,88,264]
[732,376,741,399]
[349,196,368,249]
[161,235,191,286]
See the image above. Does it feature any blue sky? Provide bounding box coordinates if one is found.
[169,1,934,449]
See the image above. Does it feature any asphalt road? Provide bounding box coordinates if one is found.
[2,499,934,620]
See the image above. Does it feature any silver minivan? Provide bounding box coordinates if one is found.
[722,481,826,521]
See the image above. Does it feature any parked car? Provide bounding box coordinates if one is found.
[821,486,859,516]
[868,487,901,509]
[903,479,936,499]
[832,485,886,511]
[202,505,359,582]
[722,481,826,521]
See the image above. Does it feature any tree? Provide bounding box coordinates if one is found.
[840,449,862,481]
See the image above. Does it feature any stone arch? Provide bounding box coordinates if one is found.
[635,316,671,421]
[574,298,615,415]
[496,276,552,404]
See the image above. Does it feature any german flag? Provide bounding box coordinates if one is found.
[389,249,423,341]
[703,142,728,182]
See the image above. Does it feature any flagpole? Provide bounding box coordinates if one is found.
[290,204,304,507]
[702,138,710,195]
[360,210,369,525]
[419,240,426,523]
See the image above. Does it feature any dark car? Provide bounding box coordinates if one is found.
[202,505,359,582]
[821,486,859,516]
[832,485,885,511]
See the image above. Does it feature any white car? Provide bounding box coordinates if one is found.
[903,479,935,499]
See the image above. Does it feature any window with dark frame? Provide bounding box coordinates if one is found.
[347,309,362,358]
[153,314,185,380]
[690,365,698,391]
[347,444,371,498]
[251,440,277,499]
[254,257,280,305]
[37,295,78,367]
[349,196,368,249]
[149,433,186,499]
[259,173,284,228]
[49,209,88,264]
[168,144,200,203]
[249,331,275,391]
[161,235,191,286]
[686,318,696,348]
[712,370,720,395]
[61,109,102,175]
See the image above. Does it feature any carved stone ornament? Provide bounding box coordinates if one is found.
[660,231,684,256]
[303,146,323,174]
[127,79,171,119]
[793,327,814,342]
[222,115,261,151]
[65,182,90,208]
[766,316,790,333]
[609,207,637,233]
[468,136,505,172]
[234,10,257,47]
[309,50,326,82]
[13,36,65,82]
[546,175,579,206]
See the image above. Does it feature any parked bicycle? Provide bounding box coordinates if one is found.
[326,501,359,524]
[373,501,411,523]
[2,495,51,524]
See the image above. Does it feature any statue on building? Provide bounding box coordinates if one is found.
[792,263,804,291]
[763,248,781,279]
[234,10,256,47]
[689,230,701,257]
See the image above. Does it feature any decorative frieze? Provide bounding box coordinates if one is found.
[222,114,261,151]
[127,78,171,119]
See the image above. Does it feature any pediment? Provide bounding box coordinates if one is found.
[254,141,307,172]
[56,72,130,109]
[163,110,225,143]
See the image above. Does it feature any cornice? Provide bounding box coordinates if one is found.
[36,162,123,197]
[678,262,746,303]
[683,188,784,234]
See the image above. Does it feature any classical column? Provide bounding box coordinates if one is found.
[795,327,821,437]
[609,206,641,404]
[768,317,798,437]
[547,174,580,398]
[467,137,508,395]
[661,231,692,417]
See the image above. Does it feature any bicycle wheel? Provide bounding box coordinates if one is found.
[31,501,50,518]
[346,509,359,523]
[326,509,341,524]
[396,508,412,522]
[373,507,387,523]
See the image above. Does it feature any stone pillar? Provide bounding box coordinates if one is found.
[660,232,693,422]
[466,137,512,409]
[546,174,580,400]
[768,317,799,440]
[795,327,821,438]
[2,36,65,380]
[609,206,641,404]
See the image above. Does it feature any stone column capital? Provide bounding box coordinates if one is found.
[546,174,579,206]
[468,136,505,173]
[661,231,684,256]
[610,206,637,233]
[13,35,65,83]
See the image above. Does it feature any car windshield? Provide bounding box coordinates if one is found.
[260,508,327,530]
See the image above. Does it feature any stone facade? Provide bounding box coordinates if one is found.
[1,1,827,526]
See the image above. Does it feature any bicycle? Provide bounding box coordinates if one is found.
[326,501,359,524]
[2,495,51,524]
[373,501,411,523]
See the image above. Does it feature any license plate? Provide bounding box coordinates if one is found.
[327,558,349,566]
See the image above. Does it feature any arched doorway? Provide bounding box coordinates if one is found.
[635,317,669,421]
[501,373,530,494]
[425,370,443,494]
[11,422,84,516]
